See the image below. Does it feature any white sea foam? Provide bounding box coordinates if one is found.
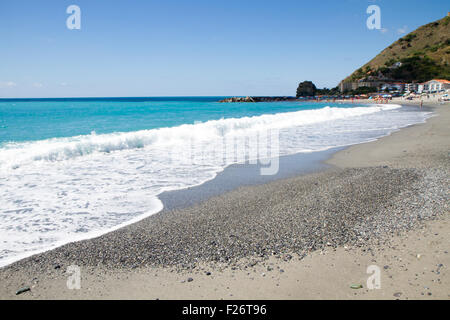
[0,104,431,267]
[0,104,400,170]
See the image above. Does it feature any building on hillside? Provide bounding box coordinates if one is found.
[389,62,403,69]
[338,80,383,93]
[422,79,450,93]
[339,81,358,92]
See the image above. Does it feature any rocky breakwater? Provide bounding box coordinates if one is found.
[219,96,296,103]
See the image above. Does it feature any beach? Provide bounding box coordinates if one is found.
[0,102,448,300]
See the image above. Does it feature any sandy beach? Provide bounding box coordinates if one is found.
[0,102,448,300]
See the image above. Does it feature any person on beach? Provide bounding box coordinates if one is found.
[420,100,423,109]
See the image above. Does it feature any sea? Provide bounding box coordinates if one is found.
[0,97,432,267]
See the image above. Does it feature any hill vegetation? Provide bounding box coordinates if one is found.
[343,15,450,84]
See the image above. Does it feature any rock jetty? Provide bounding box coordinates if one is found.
[219,96,296,103]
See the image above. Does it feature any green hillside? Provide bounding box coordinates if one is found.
[343,15,450,84]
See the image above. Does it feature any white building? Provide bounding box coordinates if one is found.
[404,83,419,93]
[381,82,405,92]
[422,79,450,93]
[417,84,424,93]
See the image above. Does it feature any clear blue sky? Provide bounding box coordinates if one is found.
[0,0,448,98]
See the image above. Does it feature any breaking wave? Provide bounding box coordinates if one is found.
[0,104,400,170]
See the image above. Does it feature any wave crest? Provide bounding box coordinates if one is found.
[0,104,400,169]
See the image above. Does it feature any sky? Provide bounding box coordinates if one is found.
[0,0,448,98]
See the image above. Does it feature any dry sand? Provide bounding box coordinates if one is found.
[3,215,447,300]
[1,102,448,300]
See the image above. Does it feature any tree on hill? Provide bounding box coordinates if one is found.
[377,55,449,82]
[350,86,378,95]
[316,87,340,95]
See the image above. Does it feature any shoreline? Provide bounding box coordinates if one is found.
[158,103,433,212]
[0,103,423,268]
[0,102,448,299]
[0,146,338,269]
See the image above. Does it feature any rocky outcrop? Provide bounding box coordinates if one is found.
[296,81,317,97]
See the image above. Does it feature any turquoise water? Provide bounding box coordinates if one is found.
[1,97,343,144]
[0,97,432,267]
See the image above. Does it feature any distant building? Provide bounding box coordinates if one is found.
[338,80,382,93]
[422,79,450,93]
[417,84,424,93]
[339,81,358,92]
[388,62,403,69]
[380,82,406,92]
[404,83,419,93]
[339,79,450,94]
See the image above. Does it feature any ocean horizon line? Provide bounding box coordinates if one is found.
[0,95,299,102]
